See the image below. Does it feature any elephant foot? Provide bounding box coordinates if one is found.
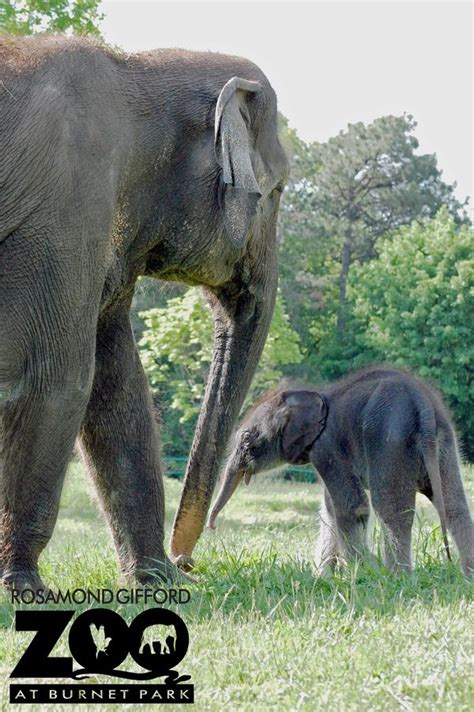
[1,567,51,597]
[129,556,196,587]
[172,554,195,573]
[386,562,412,575]
[314,552,339,578]
[314,561,336,580]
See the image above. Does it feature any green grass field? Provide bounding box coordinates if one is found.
[1,463,473,711]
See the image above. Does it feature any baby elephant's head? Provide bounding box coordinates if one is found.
[207,389,327,529]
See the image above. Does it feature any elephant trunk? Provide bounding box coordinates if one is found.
[207,459,244,530]
[170,253,277,566]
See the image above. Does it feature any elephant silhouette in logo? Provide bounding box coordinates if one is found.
[139,624,176,655]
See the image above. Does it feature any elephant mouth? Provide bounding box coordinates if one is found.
[235,467,255,486]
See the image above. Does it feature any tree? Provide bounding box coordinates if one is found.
[277,115,333,347]
[139,289,303,454]
[278,114,468,347]
[315,115,467,332]
[351,210,474,458]
[0,0,103,36]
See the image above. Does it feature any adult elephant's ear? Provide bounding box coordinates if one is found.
[215,77,262,248]
[281,391,328,464]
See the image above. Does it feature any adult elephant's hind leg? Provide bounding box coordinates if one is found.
[79,307,174,585]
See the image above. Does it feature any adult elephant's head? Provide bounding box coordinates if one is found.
[167,64,289,567]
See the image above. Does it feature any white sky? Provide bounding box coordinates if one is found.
[101,1,473,203]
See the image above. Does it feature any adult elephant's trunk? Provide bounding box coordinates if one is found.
[170,257,277,566]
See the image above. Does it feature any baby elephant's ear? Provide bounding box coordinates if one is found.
[281,390,327,464]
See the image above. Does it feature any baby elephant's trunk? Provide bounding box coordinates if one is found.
[207,461,244,529]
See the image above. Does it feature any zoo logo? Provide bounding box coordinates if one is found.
[11,607,191,683]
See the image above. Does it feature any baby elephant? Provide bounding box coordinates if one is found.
[208,367,474,576]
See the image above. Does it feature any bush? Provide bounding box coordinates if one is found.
[351,210,474,458]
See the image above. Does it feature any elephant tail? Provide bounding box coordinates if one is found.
[417,400,451,562]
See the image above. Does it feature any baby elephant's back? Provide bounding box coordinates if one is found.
[360,373,441,458]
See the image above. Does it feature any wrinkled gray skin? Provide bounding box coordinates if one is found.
[209,367,474,576]
[0,36,288,591]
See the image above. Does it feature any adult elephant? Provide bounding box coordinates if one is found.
[0,36,288,590]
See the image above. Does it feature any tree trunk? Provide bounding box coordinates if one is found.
[337,234,352,334]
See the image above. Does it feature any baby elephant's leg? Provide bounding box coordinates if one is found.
[315,487,340,573]
[316,475,370,571]
[369,456,417,573]
[438,442,474,577]
[333,494,370,563]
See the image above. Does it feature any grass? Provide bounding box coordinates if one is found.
[1,463,473,711]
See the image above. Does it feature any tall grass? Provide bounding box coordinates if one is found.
[1,463,473,711]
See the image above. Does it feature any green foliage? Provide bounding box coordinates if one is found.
[278,114,469,350]
[130,277,184,341]
[352,210,474,457]
[139,290,214,425]
[0,0,103,36]
[278,115,336,343]
[305,115,466,253]
[139,289,303,454]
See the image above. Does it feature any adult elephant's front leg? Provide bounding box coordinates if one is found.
[79,307,174,584]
